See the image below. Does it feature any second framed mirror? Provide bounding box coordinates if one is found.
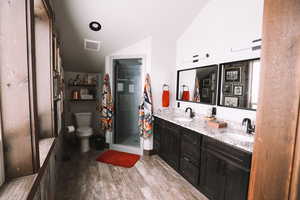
[218,58,261,110]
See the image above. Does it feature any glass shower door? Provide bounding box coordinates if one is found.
[113,58,142,148]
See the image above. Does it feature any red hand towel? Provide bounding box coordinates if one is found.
[162,90,170,107]
[182,91,190,101]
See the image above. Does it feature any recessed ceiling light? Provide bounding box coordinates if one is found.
[89,21,102,31]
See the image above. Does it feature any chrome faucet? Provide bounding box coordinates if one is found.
[242,118,255,134]
[185,107,195,118]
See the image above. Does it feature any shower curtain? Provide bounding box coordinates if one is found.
[193,76,201,102]
[139,74,153,138]
[99,73,113,132]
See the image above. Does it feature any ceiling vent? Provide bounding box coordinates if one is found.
[84,39,101,52]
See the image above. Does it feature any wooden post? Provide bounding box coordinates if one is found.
[0,0,40,179]
[248,0,300,199]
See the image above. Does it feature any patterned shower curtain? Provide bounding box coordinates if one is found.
[139,74,153,138]
[193,76,201,102]
[99,73,113,132]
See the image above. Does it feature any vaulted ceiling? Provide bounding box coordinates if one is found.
[50,0,210,72]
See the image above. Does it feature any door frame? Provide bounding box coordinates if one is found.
[107,54,147,155]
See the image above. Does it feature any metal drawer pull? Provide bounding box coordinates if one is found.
[184,157,190,162]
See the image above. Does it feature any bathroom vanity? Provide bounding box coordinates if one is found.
[153,110,253,200]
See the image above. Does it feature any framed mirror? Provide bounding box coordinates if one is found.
[177,65,218,105]
[218,58,261,110]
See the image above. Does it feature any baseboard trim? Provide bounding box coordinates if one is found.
[143,149,156,156]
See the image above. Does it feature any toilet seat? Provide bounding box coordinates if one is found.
[77,127,93,137]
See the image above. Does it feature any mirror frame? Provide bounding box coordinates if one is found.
[176,64,219,105]
[217,57,261,111]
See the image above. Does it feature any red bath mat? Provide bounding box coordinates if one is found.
[96,150,140,168]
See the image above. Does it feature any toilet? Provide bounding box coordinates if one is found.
[74,112,93,153]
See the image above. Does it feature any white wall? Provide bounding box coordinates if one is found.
[151,35,177,108]
[175,0,264,123]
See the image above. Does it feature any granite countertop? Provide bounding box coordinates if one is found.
[154,109,254,153]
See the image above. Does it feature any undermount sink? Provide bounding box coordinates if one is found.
[173,117,193,122]
[227,133,254,142]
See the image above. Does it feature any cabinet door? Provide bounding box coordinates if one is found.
[199,149,225,200]
[153,120,161,154]
[158,122,180,171]
[223,163,249,200]
[158,124,168,160]
[164,125,180,170]
[180,156,199,186]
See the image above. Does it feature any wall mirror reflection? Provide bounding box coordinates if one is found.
[177,65,218,105]
[219,58,261,110]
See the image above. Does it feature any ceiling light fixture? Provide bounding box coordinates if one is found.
[89,21,102,31]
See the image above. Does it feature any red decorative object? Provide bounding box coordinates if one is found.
[96,150,140,168]
[162,84,170,107]
[182,91,190,101]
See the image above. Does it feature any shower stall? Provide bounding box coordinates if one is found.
[111,57,144,154]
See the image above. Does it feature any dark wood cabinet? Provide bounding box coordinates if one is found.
[181,128,201,166]
[153,118,161,154]
[199,136,251,200]
[199,149,225,200]
[180,156,200,186]
[180,128,201,186]
[155,117,180,171]
[223,162,249,200]
[153,117,252,200]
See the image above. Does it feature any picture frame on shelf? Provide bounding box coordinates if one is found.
[234,85,243,96]
[202,78,210,87]
[202,88,209,98]
[223,84,233,95]
[224,97,239,107]
[225,68,241,82]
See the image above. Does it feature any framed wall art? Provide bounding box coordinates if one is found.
[225,68,241,82]
[234,85,243,96]
[224,97,239,107]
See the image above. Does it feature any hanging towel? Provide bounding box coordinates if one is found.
[99,74,113,132]
[193,76,201,102]
[162,84,169,107]
[139,74,153,138]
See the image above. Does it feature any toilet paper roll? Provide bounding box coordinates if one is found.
[66,126,75,133]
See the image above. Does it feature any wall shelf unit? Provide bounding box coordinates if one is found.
[68,84,96,87]
[69,99,96,102]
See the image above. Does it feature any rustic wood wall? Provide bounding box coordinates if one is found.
[248,0,300,199]
[35,1,54,139]
[0,0,40,179]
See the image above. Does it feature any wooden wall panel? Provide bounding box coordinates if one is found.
[0,0,40,178]
[248,0,300,199]
[35,2,54,139]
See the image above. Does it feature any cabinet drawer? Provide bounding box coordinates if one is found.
[202,136,252,169]
[180,156,199,186]
[181,139,200,166]
[181,128,201,147]
[181,128,201,165]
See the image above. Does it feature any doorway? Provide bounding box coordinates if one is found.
[110,56,144,155]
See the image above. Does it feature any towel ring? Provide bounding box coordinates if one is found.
[181,84,189,91]
[162,84,169,91]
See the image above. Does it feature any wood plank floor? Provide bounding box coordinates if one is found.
[56,150,208,200]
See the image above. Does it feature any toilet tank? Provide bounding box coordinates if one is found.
[74,112,92,127]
